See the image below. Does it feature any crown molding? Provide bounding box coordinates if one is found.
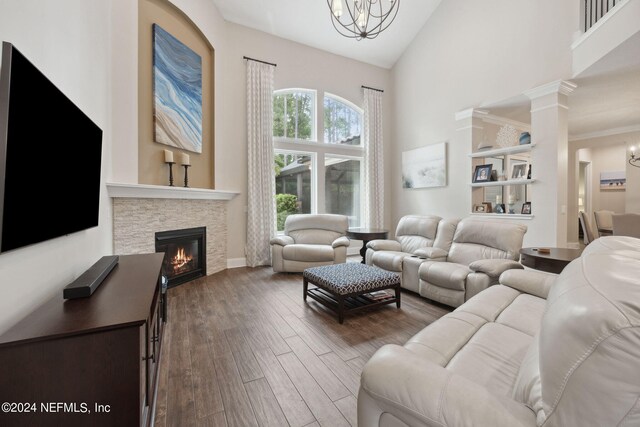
[569,124,640,141]
[455,108,489,121]
[525,80,577,100]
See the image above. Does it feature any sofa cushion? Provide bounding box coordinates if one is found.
[282,244,335,262]
[288,229,343,246]
[372,251,412,272]
[447,219,527,266]
[395,215,441,253]
[496,294,546,337]
[404,311,486,366]
[419,261,471,291]
[447,322,533,397]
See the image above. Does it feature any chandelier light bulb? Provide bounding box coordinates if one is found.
[331,0,343,18]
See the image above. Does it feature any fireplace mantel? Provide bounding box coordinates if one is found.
[106,182,239,201]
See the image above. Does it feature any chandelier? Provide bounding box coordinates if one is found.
[328,0,400,40]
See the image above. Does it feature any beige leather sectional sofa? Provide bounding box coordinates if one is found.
[358,236,640,426]
[367,216,527,307]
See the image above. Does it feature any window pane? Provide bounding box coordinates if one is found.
[324,96,362,145]
[296,93,313,139]
[273,91,314,140]
[325,157,361,227]
[275,152,312,231]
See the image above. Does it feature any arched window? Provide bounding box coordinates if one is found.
[273,90,363,231]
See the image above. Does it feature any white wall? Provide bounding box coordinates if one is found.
[0,0,112,333]
[390,0,578,247]
[628,145,640,213]
[109,3,392,263]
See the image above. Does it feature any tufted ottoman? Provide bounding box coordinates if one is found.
[303,263,401,323]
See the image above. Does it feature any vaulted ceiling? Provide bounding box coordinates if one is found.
[211,0,442,68]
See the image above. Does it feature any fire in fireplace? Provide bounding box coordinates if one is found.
[155,227,206,287]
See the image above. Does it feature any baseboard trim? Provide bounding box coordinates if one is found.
[227,257,247,269]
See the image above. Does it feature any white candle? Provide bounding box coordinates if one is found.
[181,153,191,166]
[508,193,515,204]
[164,149,174,163]
[496,195,502,204]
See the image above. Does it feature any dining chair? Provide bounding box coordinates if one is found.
[579,211,595,245]
[612,213,640,238]
[594,210,614,237]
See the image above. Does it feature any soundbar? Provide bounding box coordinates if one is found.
[63,255,119,299]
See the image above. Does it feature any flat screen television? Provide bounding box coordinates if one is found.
[0,42,103,253]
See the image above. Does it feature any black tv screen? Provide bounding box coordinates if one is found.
[0,42,102,253]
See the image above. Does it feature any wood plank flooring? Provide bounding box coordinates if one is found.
[154,263,451,427]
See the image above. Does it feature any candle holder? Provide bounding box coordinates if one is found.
[165,161,176,187]
[183,164,191,188]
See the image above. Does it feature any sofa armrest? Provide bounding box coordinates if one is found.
[332,236,350,248]
[413,247,448,260]
[499,269,557,299]
[359,345,536,427]
[469,259,523,278]
[269,235,295,247]
[366,239,402,252]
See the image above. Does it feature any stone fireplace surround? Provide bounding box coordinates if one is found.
[107,183,239,276]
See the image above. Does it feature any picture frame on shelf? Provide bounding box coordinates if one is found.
[521,202,532,215]
[473,164,492,183]
[511,162,529,180]
[482,202,493,213]
[473,204,486,213]
[494,203,506,214]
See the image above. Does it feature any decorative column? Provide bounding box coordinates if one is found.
[525,81,576,247]
[455,108,488,212]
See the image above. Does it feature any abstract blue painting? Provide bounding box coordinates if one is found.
[153,24,202,153]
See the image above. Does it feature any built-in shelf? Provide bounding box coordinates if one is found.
[469,143,536,158]
[106,182,240,200]
[471,178,535,188]
[470,213,534,220]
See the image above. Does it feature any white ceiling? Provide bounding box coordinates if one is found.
[210,0,442,69]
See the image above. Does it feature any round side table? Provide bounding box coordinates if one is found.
[345,228,389,264]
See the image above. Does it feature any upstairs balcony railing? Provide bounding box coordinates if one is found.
[584,0,620,31]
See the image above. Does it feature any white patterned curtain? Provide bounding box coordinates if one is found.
[245,61,276,266]
[363,88,384,229]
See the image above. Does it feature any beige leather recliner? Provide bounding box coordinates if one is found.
[270,214,350,273]
[365,216,458,293]
[417,219,527,307]
[359,236,640,427]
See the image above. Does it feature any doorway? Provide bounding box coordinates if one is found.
[578,161,591,240]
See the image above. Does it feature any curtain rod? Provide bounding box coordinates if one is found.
[361,85,384,93]
[243,56,277,67]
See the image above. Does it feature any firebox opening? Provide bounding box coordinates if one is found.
[155,227,206,288]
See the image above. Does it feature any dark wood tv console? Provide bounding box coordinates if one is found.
[0,253,165,427]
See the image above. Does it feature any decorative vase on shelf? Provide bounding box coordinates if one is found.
[507,193,516,214]
[519,132,531,145]
[496,125,518,148]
